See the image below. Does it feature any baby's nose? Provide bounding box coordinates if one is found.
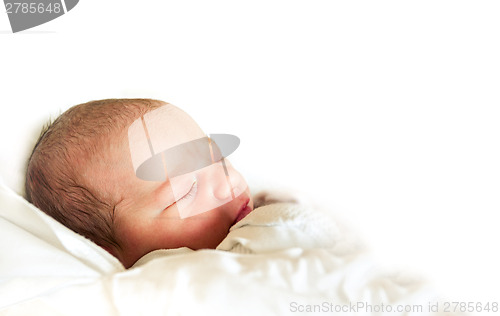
[211,160,244,201]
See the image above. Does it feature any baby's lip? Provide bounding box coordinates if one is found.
[232,198,252,226]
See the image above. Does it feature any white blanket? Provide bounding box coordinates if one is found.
[0,183,450,315]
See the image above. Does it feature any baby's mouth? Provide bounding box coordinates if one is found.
[232,198,252,226]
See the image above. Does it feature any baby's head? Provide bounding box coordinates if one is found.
[26,99,253,268]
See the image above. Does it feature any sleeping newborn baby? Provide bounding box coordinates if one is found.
[24,99,450,314]
[25,99,255,268]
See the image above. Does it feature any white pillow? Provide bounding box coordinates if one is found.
[1,103,67,197]
[0,181,123,276]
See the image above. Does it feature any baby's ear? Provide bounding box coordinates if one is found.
[252,189,302,208]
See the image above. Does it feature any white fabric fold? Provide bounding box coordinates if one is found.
[1,183,451,315]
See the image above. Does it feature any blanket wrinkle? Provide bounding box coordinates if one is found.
[218,202,361,255]
[1,182,454,315]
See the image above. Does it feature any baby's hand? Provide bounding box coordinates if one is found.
[252,189,302,208]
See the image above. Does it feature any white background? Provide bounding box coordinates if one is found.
[1,0,499,302]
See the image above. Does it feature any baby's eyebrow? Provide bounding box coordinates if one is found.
[131,115,241,183]
[134,137,213,182]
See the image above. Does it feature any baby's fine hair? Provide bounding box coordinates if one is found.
[25,98,163,250]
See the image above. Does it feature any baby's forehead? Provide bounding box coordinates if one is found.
[127,104,205,175]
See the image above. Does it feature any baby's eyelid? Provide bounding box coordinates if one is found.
[163,200,176,210]
[163,178,197,210]
[154,181,175,209]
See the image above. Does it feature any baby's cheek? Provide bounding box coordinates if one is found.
[183,213,232,249]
